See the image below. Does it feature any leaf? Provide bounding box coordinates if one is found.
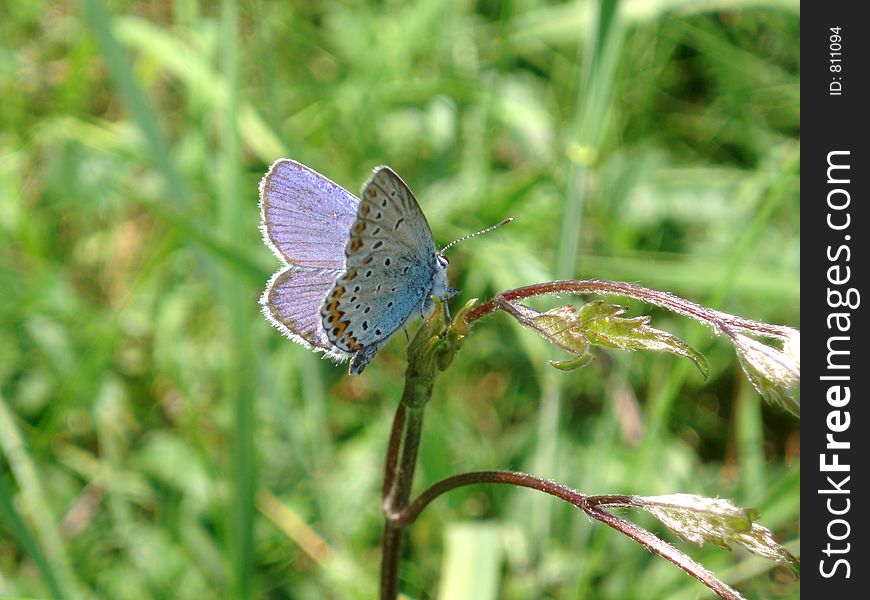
[577,302,708,377]
[729,329,800,416]
[503,301,708,376]
[549,354,595,371]
[503,303,594,370]
[630,493,799,575]
[530,305,591,357]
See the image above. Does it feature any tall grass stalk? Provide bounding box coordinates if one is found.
[218,1,256,598]
[0,393,83,600]
[532,0,624,580]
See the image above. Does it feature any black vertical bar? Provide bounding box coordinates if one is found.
[803,3,868,597]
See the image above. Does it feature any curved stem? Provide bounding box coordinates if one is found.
[399,471,584,526]
[464,279,791,340]
[584,504,746,600]
[398,470,746,600]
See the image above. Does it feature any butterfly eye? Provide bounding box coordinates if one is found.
[436,254,449,268]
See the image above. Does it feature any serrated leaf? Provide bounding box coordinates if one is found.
[730,330,800,416]
[630,493,799,575]
[502,303,595,371]
[578,301,708,377]
[503,301,708,375]
[530,305,592,356]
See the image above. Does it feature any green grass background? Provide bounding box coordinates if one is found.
[1,0,799,598]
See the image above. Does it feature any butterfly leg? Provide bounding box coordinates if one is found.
[441,288,460,322]
[442,300,452,322]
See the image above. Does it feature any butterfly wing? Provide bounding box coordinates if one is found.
[356,166,436,254]
[260,159,359,270]
[321,167,440,373]
[260,159,360,359]
[262,266,349,359]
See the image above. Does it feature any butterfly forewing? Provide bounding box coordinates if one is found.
[320,167,439,360]
[355,167,436,258]
[260,159,359,270]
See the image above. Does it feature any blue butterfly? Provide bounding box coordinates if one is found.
[260,160,457,374]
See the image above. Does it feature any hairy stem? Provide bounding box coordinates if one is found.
[465,279,792,340]
[397,470,746,600]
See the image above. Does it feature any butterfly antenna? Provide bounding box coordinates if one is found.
[441,217,513,254]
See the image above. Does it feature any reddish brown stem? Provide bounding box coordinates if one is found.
[398,470,746,600]
[380,398,428,598]
[464,279,791,340]
[381,403,406,500]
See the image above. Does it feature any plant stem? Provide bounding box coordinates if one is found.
[378,300,472,598]
[465,279,792,339]
[379,372,433,598]
[396,470,746,600]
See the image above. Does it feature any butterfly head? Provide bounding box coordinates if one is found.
[431,252,456,301]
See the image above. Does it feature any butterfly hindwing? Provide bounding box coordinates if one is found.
[321,252,433,351]
[263,266,348,359]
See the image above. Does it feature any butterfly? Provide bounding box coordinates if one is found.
[260,160,458,374]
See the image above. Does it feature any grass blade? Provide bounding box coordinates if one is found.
[0,394,83,600]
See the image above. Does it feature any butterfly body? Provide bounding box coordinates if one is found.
[261,160,456,374]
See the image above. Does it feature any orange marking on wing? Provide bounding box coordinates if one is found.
[362,255,373,265]
[343,269,357,281]
[353,221,366,234]
[361,204,371,215]
[350,237,363,251]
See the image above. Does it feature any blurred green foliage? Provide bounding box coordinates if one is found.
[1,0,798,599]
